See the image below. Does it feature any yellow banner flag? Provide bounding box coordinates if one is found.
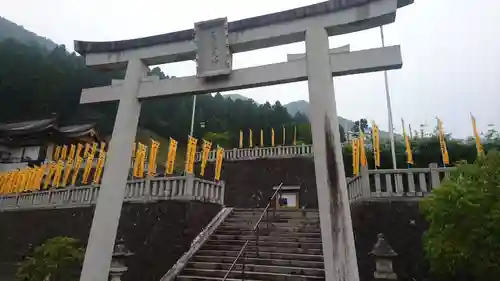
[81,143,97,184]
[83,143,91,158]
[214,146,224,181]
[44,162,56,189]
[352,138,360,175]
[405,134,414,165]
[200,140,212,176]
[53,145,61,161]
[148,140,160,176]
[372,122,381,168]
[133,142,142,178]
[28,168,38,191]
[60,145,68,161]
[0,173,6,194]
[293,126,297,146]
[10,171,20,193]
[471,114,483,157]
[52,160,65,188]
[260,129,264,147]
[360,132,368,167]
[185,136,198,174]
[15,169,27,192]
[165,138,178,175]
[71,156,83,186]
[93,142,107,185]
[61,144,77,187]
[239,131,243,149]
[249,129,253,148]
[75,143,83,160]
[32,165,45,191]
[0,172,10,194]
[3,172,14,194]
[402,120,414,165]
[282,126,286,145]
[67,144,76,163]
[271,128,275,147]
[437,118,450,165]
[138,144,147,178]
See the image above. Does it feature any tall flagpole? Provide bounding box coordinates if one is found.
[380,25,397,169]
[190,95,197,136]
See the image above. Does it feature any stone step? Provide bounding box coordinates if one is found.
[196,250,324,262]
[191,255,325,269]
[215,229,321,237]
[217,224,321,235]
[186,262,325,276]
[180,268,325,281]
[234,208,319,213]
[222,221,321,228]
[228,218,320,224]
[201,244,322,255]
[207,239,323,250]
[231,212,319,219]
[211,234,322,243]
[176,275,260,281]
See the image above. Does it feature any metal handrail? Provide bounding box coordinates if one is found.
[222,182,283,281]
[346,175,361,185]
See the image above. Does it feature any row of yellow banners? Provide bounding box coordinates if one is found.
[0,137,224,195]
[352,115,484,175]
[239,126,297,148]
[131,137,223,180]
[0,142,106,195]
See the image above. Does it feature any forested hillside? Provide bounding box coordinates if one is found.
[1,29,499,170]
[0,39,328,147]
[0,16,57,50]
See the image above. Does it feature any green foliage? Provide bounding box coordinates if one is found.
[17,237,85,281]
[0,40,305,147]
[350,118,369,134]
[420,151,500,280]
[486,128,500,142]
[203,131,231,148]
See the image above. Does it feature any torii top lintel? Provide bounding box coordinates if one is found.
[74,0,412,69]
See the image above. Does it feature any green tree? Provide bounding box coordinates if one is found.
[350,118,368,134]
[203,131,232,148]
[17,237,84,281]
[420,151,500,280]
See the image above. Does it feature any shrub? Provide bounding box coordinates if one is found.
[420,151,500,280]
[17,237,84,281]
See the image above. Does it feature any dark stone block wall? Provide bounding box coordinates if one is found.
[0,201,220,281]
[0,157,437,281]
[203,157,318,208]
[351,199,430,281]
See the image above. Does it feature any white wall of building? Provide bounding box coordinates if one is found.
[0,146,42,172]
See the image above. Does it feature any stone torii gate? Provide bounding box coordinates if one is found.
[74,0,412,280]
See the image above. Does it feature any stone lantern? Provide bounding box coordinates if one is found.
[370,233,398,280]
[109,238,134,281]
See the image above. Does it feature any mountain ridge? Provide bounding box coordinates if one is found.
[0,16,57,50]
[224,94,355,132]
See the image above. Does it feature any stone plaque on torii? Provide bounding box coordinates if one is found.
[74,1,413,280]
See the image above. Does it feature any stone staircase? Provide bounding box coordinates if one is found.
[176,208,325,281]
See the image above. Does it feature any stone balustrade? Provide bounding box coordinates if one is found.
[0,176,225,212]
[347,163,455,201]
[195,144,313,162]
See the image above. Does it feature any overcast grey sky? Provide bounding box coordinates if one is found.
[2,0,499,138]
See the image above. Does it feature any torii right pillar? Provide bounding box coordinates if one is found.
[306,26,360,281]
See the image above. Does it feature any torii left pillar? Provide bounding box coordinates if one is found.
[79,58,148,281]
